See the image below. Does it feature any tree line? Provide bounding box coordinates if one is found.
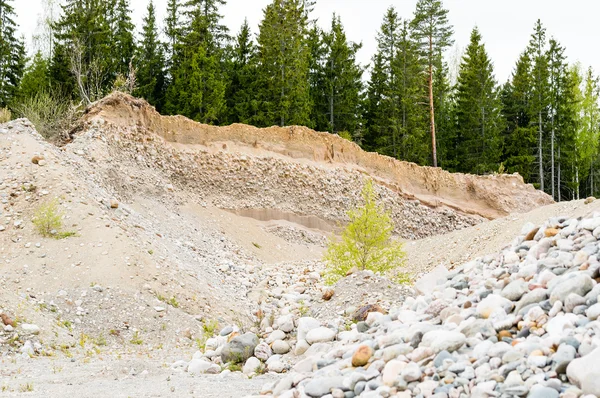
[1,0,599,201]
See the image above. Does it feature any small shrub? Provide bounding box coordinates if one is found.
[338,131,353,141]
[32,199,75,239]
[32,199,62,237]
[323,179,406,285]
[13,90,79,142]
[0,108,11,123]
[130,331,143,345]
[19,383,33,392]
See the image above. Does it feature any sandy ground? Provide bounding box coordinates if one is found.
[0,353,279,397]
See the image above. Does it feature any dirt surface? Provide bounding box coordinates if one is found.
[0,353,279,397]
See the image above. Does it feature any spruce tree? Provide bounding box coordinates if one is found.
[580,67,600,197]
[394,20,429,165]
[319,14,364,135]
[226,19,257,124]
[18,52,50,100]
[0,0,26,106]
[365,7,401,156]
[135,0,165,110]
[255,0,312,127]
[365,52,388,151]
[111,0,135,77]
[453,28,503,174]
[500,52,536,181]
[527,19,550,191]
[51,0,113,102]
[547,38,576,200]
[307,24,326,130]
[411,0,454,167]
[165,0,229,123]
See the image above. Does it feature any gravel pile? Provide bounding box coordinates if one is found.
[196,213,600,398]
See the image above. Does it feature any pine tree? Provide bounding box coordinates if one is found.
[527,19,550,191]
[453,28,504,174]
[135,0,165,110]
[18,52,51,100]
[500,52,536,181]
[0,0,26,106]
[255,0,311,127]
[411,0,454,167]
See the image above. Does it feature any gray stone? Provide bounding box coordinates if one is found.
[254,342,272,361]
[187,359,213,374]
[567,346,600,396]
[549,273,594,304]
[553,343,576,374]
[304,377,345,397]
[306,327,336,344]
[221,332,259,363]
[501,279,529,301]
[421,330,466,353]
[272,339,290,355]
[297,317,321,341]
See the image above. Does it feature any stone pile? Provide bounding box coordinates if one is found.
[186,213,600,398]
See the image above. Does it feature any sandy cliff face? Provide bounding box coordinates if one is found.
[75,93,552,238]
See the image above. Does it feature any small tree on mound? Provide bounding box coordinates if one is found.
[324,179,406,284]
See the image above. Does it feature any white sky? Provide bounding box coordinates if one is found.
[14,0,599,83]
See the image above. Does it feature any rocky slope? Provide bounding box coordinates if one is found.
[187,212,600,398]
[75,93,552,239]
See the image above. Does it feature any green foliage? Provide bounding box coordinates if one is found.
[18,52,50,100]
[324,180,406,284]
[13,90,77,141]
[255,0,311,127]
[130,331,143,345]
[32,199,63,237]
[134,1,165,111]
[310,14,364,134]
[0,108,11,123]
[338,131,352,141]
[452,28,504,174]
[32,199,76,239]
[0,0,26,107]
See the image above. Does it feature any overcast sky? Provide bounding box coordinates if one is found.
[14,0,599,83]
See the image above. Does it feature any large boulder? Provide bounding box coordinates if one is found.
[221,332,259,363]
[566,347,600,396]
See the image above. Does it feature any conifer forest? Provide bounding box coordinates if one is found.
[1,0,599,201]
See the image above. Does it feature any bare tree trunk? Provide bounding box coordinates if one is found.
[429,36,437,168]
[329,59,334,133]
[551,126,555,200]
[538,111,543,191]
[576,165,580,200]
[557,145,561,202]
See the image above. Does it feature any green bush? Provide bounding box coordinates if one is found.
[32,199,75,239]
[13,91,78,142]
[324,179,406,284]
[338,131,353,141]
[0,108,11,123]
